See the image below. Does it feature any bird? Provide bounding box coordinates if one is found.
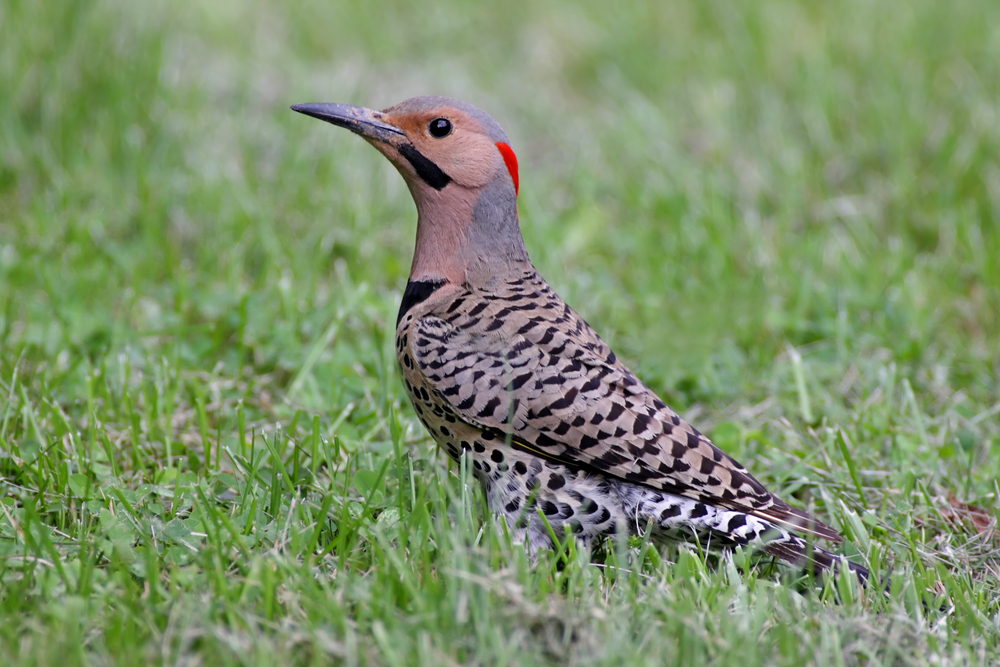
[291,96,871,586]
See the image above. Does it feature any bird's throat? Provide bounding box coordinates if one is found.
[407,167,528,286]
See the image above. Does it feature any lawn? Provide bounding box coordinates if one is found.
[2,0,999,664]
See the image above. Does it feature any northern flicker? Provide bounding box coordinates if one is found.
[292,96,870,585]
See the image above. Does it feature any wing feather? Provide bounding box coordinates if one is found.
[406,274,840,542]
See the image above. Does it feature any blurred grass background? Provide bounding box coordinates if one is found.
[2,0,1000,664]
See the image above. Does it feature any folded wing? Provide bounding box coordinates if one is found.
[408,282,840,542]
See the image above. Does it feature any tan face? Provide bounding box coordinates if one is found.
[291,97,528,283]
[375,107,508,190]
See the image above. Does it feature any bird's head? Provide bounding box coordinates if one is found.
[292,96,527,283]
[292,96,518,201]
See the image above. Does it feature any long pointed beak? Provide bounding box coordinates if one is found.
[290,103,406,144]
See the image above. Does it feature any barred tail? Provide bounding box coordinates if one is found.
[632,490,873,587]
[761,533,872,586]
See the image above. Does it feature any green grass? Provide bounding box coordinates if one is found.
[2,0,1000,663]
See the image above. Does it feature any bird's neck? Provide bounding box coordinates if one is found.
[408,179,529,286]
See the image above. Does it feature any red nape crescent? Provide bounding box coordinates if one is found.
[496,142,519,195]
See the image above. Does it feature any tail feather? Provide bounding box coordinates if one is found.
[751,500,843,543]
[630,489,874,589]
[761,533,872,586]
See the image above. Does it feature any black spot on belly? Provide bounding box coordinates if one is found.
[546,474,565,490]
[659,505,682,521]
[490,449,504,463]
[513,461,527,475]
[727,513,747,532]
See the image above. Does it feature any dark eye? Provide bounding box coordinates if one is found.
[428,117,452,138]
